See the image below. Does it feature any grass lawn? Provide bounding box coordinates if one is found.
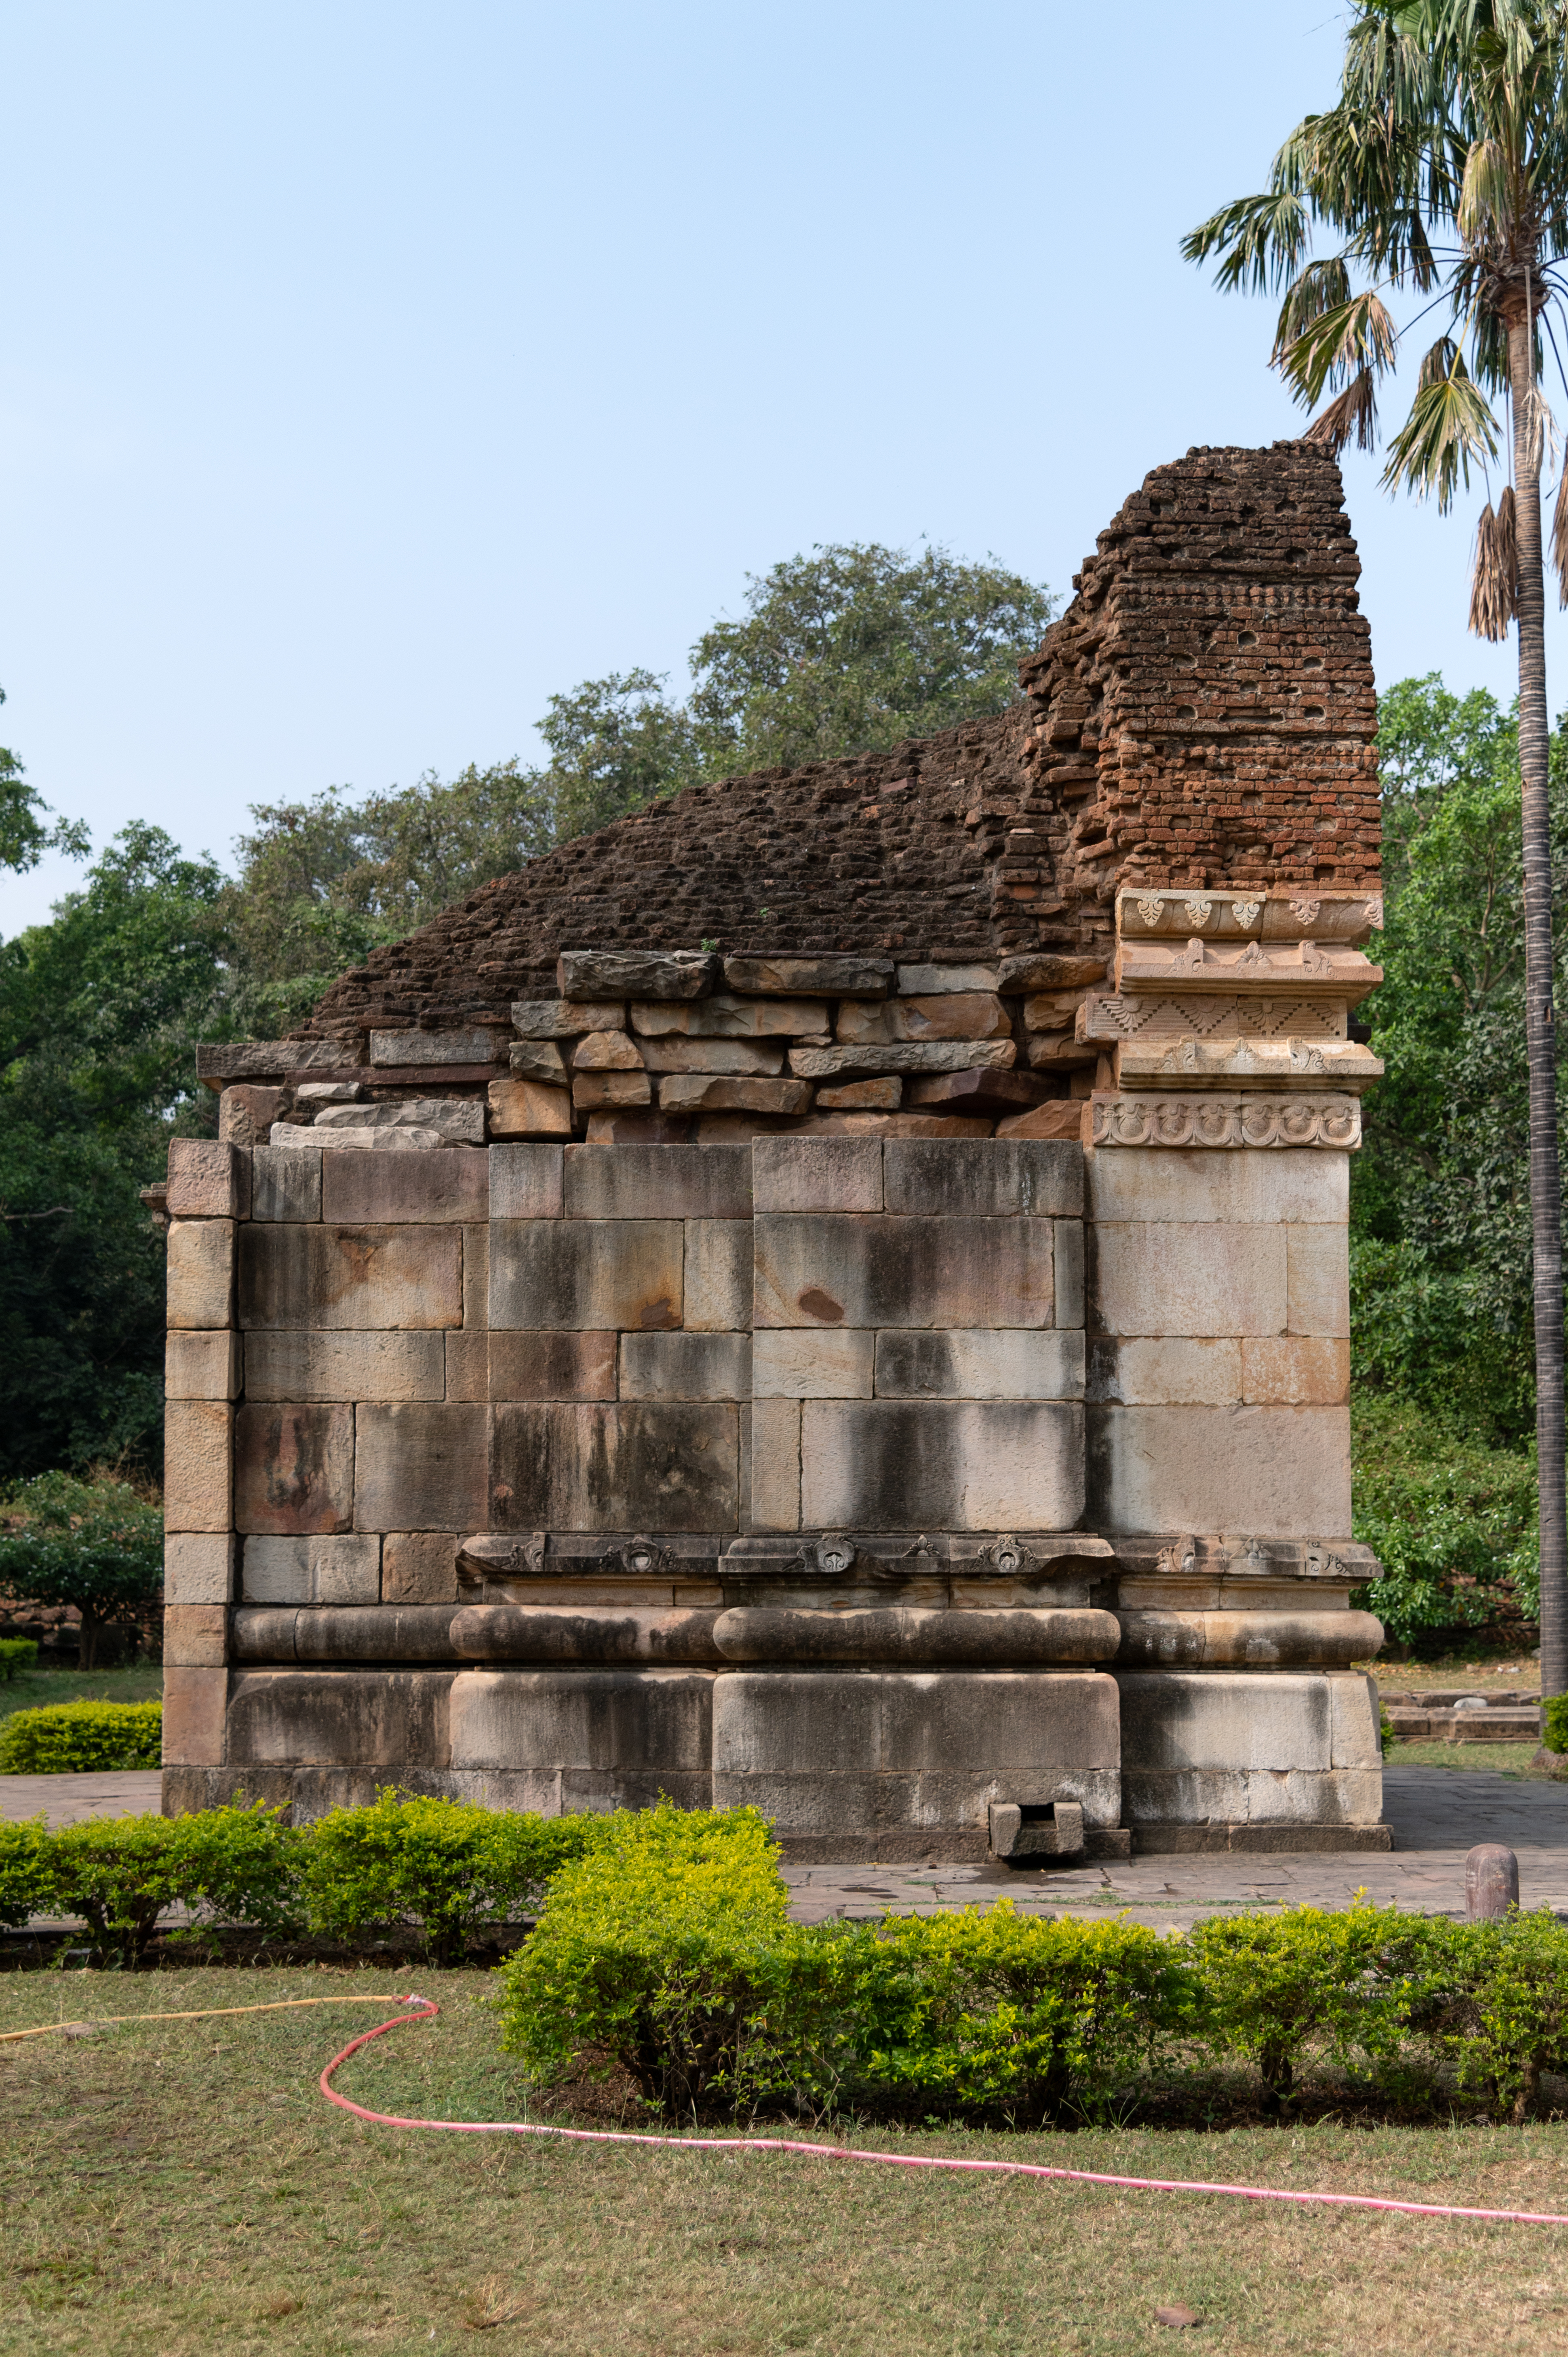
[0,1661,162,1726]
[1383,1739,1548,1773]
[3,1967,1568,2356]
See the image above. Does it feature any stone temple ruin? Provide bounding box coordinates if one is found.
[158,438,1391,1861]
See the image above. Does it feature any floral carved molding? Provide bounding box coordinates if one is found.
[1090,1091,1362,1150]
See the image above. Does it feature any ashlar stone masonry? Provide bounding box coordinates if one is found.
[161,440,1389,1860]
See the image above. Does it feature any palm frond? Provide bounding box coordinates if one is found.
[1380,344,1501,509]
[1457,135,1515,241]
[1553,467,1568,607]
[1181,191,1309,295]
[1272,258,1354,359]
[1305,369,1380,454]
[1277,289,1400,407]
[1468,485,1518,639]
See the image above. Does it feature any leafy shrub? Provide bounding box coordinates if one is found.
[1187,1903,1437,2115]
[1420,1911,1568,2121]
[44,1804,299,1965]
[0,1474,164,1668]
[0,1637,38,1679]
[857,1905,1201,2125]
[0,1815,51,1927]
[299,1788,607,1966]
[497,1802,795,2116]
[1544,1695,1568,1755]
[0,1699,162,1772]
[1349,1393,1539,1641]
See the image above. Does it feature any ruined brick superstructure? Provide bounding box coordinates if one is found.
[163,441,1391,1861]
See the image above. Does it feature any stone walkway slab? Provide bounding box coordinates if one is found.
[0,1772,163,1827]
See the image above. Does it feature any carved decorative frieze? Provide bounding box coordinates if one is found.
[1116,888,1381,947]
[1115,937,1381,1002]
[1090,1091,1362,1149]
[1077,993,1345,1043]
[1116,1036,1382,1091]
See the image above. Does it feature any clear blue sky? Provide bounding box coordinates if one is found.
[2,1,1560,938]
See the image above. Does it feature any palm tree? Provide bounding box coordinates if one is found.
[1184,0,1568,1699]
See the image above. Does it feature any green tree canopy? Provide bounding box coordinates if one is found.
[0,1472,163,1667]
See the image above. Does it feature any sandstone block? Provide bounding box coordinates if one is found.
[873,1329,1085,1400]
[1087,1403,1351,1537]
[559,950,714,1000]
[800,1399,1084,1530]
[383,1531,461,1604]
[722,955,891,998]
[658,1076,812,1115]
[620,1331,751,1400]
[244,1329,445,1402]
[165,1401,234,1533]
[712,1670,1118,1796]
[355,1403,489,1533]
[640,1038,783,1074]
[748,1397,801,1530]
[295,1081,364,1104]
[489,1402,738,1531]
[1023,992,1090,1031]
[166,1330,242,1400]
[564,1143,752,1220]
[198,1040,341,1087]
[464,1222,487,1327]
[785,1112,994,1138]
[251,1144,323,1221]
[508,1039,568,1083]
[753,1135,883,1213]
[166,1219,236,1329]
[445,1330,489,1401]
[242,1533,381,1604]
[633,993,824,1038]
[235,1403,354,1534]
[166,1138,250,1219]
[487,1078,573,1137]
[278,1122,447,1150]
[1087,1337,1243,1405]
[1286,1224,1351,1337]
[1092,1222,1285,1338]
[1085,1147,1348,1227]
[789,1040,1016,1080]
[816,1078,902,1110]
[370,1027,500,1066]
[490,1219,683,1330]
[571,1030,645,1070]
[907,1070,1048,1116]
[161,1666,229,1766]
[224,1668,454,1767]
[320,1148,488,1225]
[754,1215,1054,1330]
[1055,1218,1084,1329]
[489,1143,564,1219]
[219,1085,284,1149]
[573,1072,652,1110]
[995,1102,1086,1142]
[164,1532,237,1606]
[316,1099,485,1145]
[997,954,1106,992]
[752,1328,875,1398]
[584,1111,693,1143]
[511,999,625,1038]
[883,1139,1082,1218]
[1116,1670,1377,1779]
[684,1220,753,1331]
[895,963,999,995]
[447,1667,714,1775]
[1240,1336,1350,1404]
[837,992,1012,1046]
[240,1224,462,1330]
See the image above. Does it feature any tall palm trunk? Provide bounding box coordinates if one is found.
[1509,308,1568,1700]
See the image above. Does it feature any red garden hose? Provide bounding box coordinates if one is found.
[319,1996,1568,2228]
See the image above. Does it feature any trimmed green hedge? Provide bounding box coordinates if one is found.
[0,1699,162,1772]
